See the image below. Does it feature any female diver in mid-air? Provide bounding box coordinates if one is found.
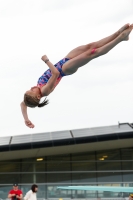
[20,23,133,128]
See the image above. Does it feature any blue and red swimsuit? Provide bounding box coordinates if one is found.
[37,58,69,88]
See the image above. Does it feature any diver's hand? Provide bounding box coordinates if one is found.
[25,120,35,128]
[41,55,48,62]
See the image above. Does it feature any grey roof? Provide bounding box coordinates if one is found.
[0,123,133,151]
[0,136,11,146]
[72,123,133,138]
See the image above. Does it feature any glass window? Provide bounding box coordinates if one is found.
[47,154,70,162]
[0,174,21,184]
[35,161,45,172]
[72,172,96,183]
[97,161,121,170]
[21,173,34,183]
[123,172,133,182]
[121,148,133,160]
[0,185,13,199]
[84,189,97,198]
[36,173,45,183]
[71,189,88,199]
[0,147,133,195]
[47,185,71,198]
[37,185,46,198]
[121,161,133,170]
[97,172,122,182]
[96,149,121,160]
[97,183,123,198]
[47,173,71,183]
[47,162,70,171]
[72,151,95,161]
[22,158,35,162]
[21,185,31,196]
[21,162,34,172]
[0,162,21,172]
[72,161,96,171]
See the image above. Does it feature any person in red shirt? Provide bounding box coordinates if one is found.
[8,183,23,200]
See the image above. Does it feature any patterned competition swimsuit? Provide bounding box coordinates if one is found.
[37,58,70,88]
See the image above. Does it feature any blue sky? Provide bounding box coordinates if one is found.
[0,0,133,136]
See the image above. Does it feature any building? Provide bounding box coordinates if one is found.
[0,122,133,199]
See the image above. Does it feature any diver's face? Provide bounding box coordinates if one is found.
[26,86,42,99]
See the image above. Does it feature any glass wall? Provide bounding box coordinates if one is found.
[0,148,133,199]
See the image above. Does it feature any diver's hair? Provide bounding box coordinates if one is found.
[38,98,49,107]
[31,184,38,192]
[24,94,49,108]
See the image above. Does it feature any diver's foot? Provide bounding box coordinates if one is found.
[119,24,133,41]
[118,23,130,35]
